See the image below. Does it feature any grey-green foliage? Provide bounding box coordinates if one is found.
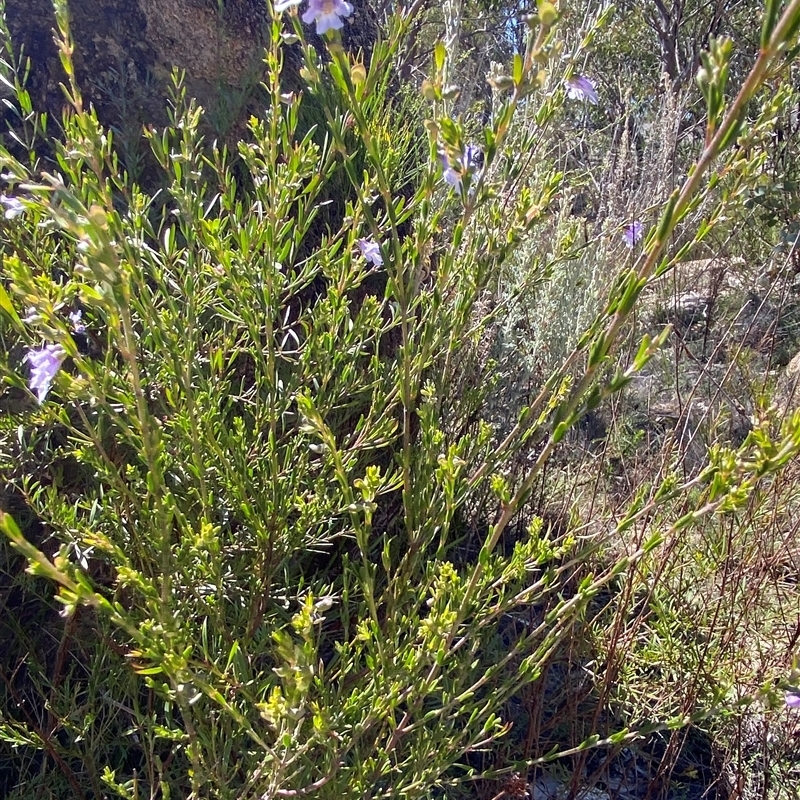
[1,0,800,798]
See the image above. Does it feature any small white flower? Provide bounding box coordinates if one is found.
[69,310,86,334]
[0,195,25,219]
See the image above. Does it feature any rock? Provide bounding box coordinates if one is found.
[774,348,800,411]
[669,290,709,335]
[3,0,378,141]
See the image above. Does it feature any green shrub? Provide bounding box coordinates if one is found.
[2,1,800,798]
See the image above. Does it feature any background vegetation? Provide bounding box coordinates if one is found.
[1,0,800,798]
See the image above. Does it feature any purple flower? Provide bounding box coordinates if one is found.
[440,144,482,190]
[25,344,66,404]
[565,76,599,104]
[273,0,353,33]
[0,195,24,219]
[302,0,353,34]
[622,220,644,248]
[786,692,800,709]
[357,238,383,267]
[441,155,461,188]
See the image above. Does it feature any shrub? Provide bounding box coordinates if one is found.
[2,0,800,798]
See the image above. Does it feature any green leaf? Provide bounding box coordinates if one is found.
[761,0,782,48]
[434,41,446,72]
[133,665,164,676]
[0,282,22,329]
[512,54,524,85]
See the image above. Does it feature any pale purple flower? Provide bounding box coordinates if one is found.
[357,238,383,267]
[440,144,482,190]
[622,220,644,248]
[565,76,599,104]
[786,692,800,709]
[302,0,353,34]
[25,344,66,404]
[441,155,461,188]
[464,144,481,168]
[0,195,24,219]
[69,310,86,334]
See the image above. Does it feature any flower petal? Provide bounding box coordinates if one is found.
[302,0,353,34]
[25,344,66,404]
[0,195,25,219]
[565,76,599,104]
[357,238,383,267]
